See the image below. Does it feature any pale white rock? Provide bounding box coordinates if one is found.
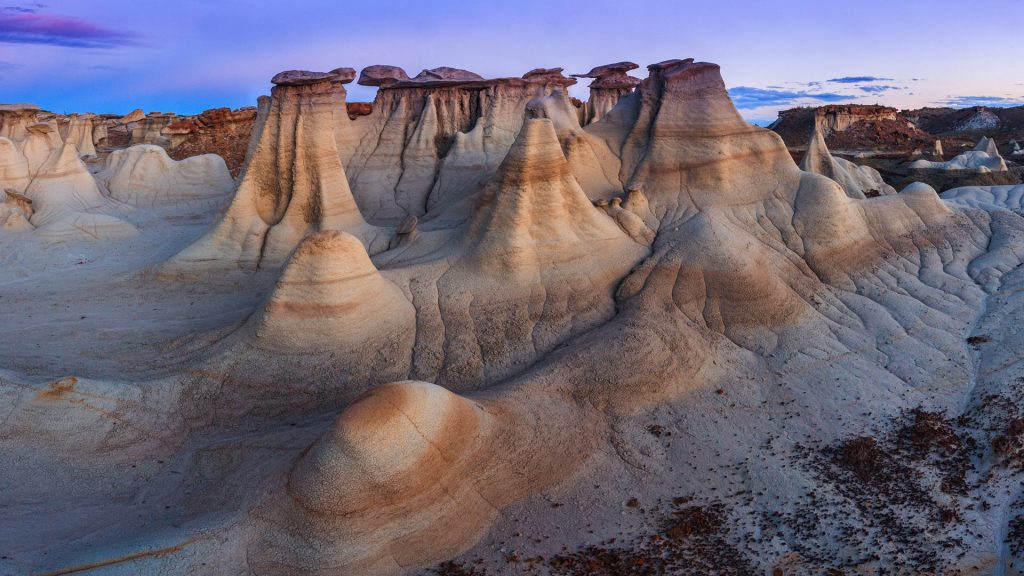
[98,144,234,206]
[59,114,97,158]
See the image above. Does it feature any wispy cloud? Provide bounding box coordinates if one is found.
[0,7,137,48]
[938,95,1024,108]
[827,76,893,84]
[859,85,903,94]
[2,4,45,14]
[728,86,850,109]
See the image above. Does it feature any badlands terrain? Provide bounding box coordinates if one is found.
[770,104,1024,194]
[2,58,1024,576]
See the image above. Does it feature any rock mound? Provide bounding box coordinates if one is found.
[462,118,643,275]
[251,230,415,352]
[99,144,234,206]
[909,136,1008,172]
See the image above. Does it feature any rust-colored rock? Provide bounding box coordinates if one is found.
[357,65,411,86]
[346,102,372,119]
[166,107,258,177]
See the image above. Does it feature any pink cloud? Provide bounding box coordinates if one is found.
[0,7,137,48]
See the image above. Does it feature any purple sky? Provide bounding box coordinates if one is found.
[2,0,1023,122]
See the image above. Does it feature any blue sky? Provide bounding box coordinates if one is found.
[1,0,1022,123]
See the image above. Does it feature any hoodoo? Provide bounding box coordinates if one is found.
[341,64,581,222]
[166,68,388,272]
[59,113,97,157]
[0,104,136,240]
[6,52,1024,576]
[572,61,641,125]
[800,125,896,198]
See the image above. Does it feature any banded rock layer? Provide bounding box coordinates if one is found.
[5,57,1024,576]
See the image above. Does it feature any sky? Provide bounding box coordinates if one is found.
[1,0,1023,123]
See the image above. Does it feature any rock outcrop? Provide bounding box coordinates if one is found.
[0,104,135,240]
[357,64,411,86]
[130,112,176,147]
[120,108,145,124]
[909,135,1008,172]
[573,61,641,125]
[341,65,583,223]
[9,57,1024,576]
[771,104,932,151]
[0,189,33,230]
[250,230,416,352]
[98,144,234,206]
[165,107,257,177]
[800,125,897,198]
[0,104,41,143]
[166,68,387,272]
[58,113,97,157]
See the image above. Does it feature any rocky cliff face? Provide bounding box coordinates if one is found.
[342,65,586,223]
[165,107,257,177]
[770,104,932,151]
[774,104,1024,157]
[907,105,1024,139]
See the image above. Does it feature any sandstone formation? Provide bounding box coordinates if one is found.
[801,125,897,198]
[777,104,1024,158]
[58,113,98,157]
[771,104,933,151]
[165,107,257,176]
[250,230,416,352]
[0,104,136,240]
[120,108,145,124]
[0,103,41,142]
[130,112,176,147]
[909,135,1008,171]
[6,57,1024,576]
[572,61,641,125]
[98,144,234,206]
[0,189,33,229]
[358,64,411,86]
[975,135,1000,156]
[166,68,388,272]
[21,136,136,239]
[91,120,109,147]
[338,63,628,223]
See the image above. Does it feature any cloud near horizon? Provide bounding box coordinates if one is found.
[938,95,1024,108]
[828,76,893,83]
[728,86,850,109]
[0,5,137,48]
[859,85,903,94]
